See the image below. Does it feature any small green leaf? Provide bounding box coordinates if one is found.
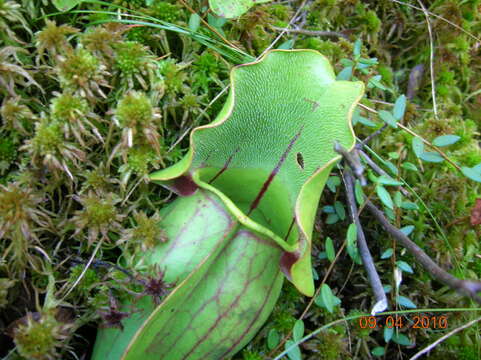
[384,160,398,175]
[396,261,414,274]
[419,151,444,163]
[461,166,481,182]
[385,207,395,221]
[334,201,346,220]
[293,320,304,342]
[285,340,302,360]
[432,135,460,147]
[368,75,388,90]
[315,290,341,309]
[354,180,364,205]
[325,237,335,262]
[400,225,414,236]
[376,185,394,210]
[340,58,354,67]
[278,39,294,50]
[358,57,378,65]
[401,162,418,171]
[401,202,419,210]
[353,39,362,58]
[322,205,335,214]
[326,213,340,224]
[371,347,385,357]
[393,94,407,120]
[207,13,227,29]
[396,295,417,308]
[318,252,327,260]
[337,66,353,81]
[388,152,400,160]
[209,0,273,18]
[52,0,82,11]
[378,110,398,128]
[394,191,403,207]
[392,333,412,346]
[381,248,393,259]
[358,116,377,127]
[326,176,341,192]
[320,284,338,313]
[412,137,424,157]
[267,329,280,350]
[377,175,403,186]
[384,327,394,343]
[346,224,361,264]
[188,13,201,32]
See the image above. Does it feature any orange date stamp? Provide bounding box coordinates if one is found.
[358,315,448,329]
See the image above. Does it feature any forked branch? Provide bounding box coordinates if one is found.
[335,143,481,305]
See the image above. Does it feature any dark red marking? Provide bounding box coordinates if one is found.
[284,217,296,241]
[208,147,240,184]
[171,175,198,196]
[303,97,320,111]
[247,127,303,215]
[279,251,300,281]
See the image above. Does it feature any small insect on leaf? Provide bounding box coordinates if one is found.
[296,152,304,169]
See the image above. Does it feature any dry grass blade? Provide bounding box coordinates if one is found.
[417,0,438,120]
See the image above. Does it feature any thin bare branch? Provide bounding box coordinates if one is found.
[364,200,481,304]
[342,168,388,314]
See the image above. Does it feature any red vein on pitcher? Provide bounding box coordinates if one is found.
[208,147,240,184]
[247,126,304,215]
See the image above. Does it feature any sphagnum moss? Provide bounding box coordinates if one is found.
[113,91,162,159]
[13,309,74,360]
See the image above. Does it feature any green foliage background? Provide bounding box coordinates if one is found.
[0,0,480,359]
